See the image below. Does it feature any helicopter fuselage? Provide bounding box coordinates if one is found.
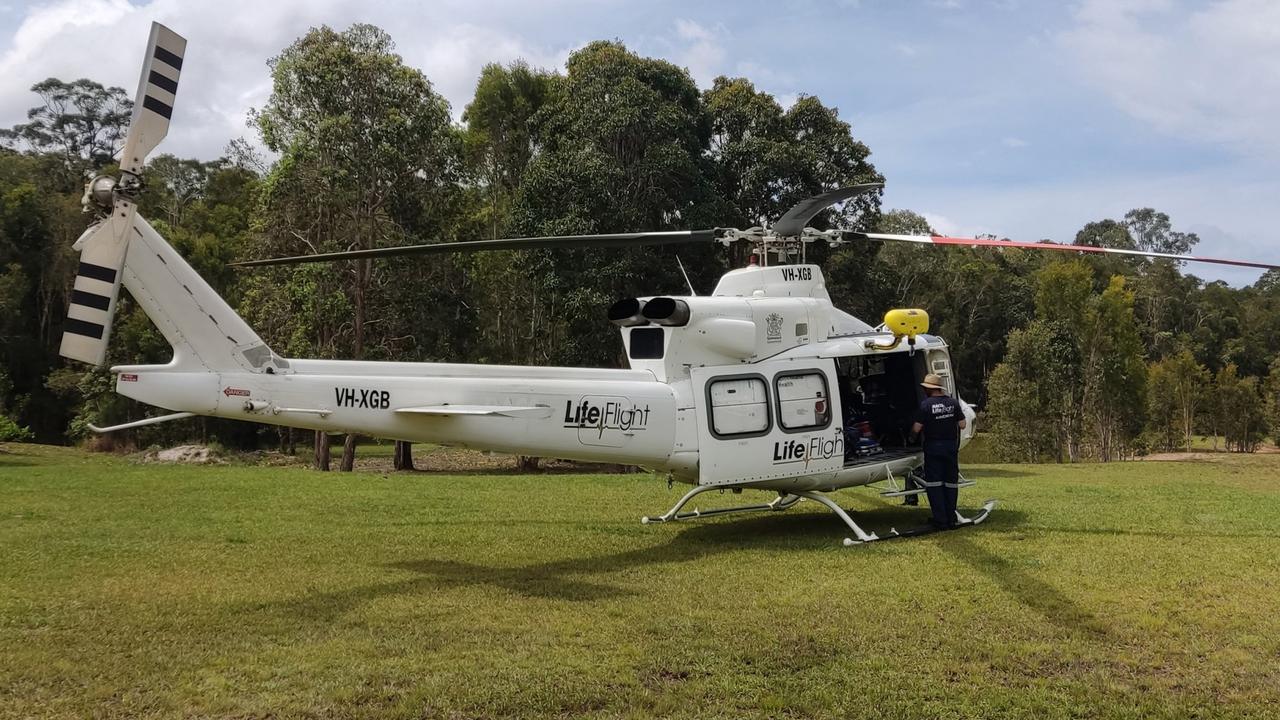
[112,240,973,494]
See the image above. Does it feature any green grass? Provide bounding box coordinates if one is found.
[2,444,1279,719]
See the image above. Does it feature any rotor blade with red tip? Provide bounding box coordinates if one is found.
[844,232,1280,271]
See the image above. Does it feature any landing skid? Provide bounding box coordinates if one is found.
[642,485,998,546]
[868,499,1000,544]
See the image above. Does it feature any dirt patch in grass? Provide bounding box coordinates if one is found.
[1141,446,1278,462]
[226,443,635,475]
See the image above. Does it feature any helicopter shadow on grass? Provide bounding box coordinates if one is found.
[383,504,1037,604]
[941,534,1111,638]
[826,496,1111,637]
[253,513,843,622]
[0,446,41,468]
[817,497,1111,636]
[240,524,724,624]
[964,467,1036,478]
[249,501,1070,627]
[0,456,38,468]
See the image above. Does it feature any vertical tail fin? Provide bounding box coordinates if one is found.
[59,23,282,375]
[122,214,283,373]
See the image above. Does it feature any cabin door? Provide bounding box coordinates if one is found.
[925,347,955,394]
[691,360,844,486]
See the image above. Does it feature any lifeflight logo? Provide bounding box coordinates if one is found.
[564,398,651,436]
[772,431,844,465]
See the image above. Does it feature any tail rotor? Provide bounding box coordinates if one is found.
[60,22,186,366]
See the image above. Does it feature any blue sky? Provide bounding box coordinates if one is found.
[1,0,1276,285]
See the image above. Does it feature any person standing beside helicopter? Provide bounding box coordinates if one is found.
[911,374,967,529]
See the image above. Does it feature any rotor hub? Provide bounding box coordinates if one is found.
[84,175,118,212]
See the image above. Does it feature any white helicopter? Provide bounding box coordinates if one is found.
[65,23,1280,545]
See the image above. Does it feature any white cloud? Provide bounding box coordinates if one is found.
[0,0,582,158]
[1001,136,1028,148]
[919,211,994,238]
[920,211,960,236]
[1059,0,1280,156]
[668,18,728,86]
[730,58,795,90]
[404,23,574,120]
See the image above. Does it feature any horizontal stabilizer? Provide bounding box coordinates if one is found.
[59,215,133,366]
[395,404,553,419]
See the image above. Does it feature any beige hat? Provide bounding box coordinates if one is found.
[920,373,946,390]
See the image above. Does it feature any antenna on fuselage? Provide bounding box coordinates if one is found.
[676,255,696,296]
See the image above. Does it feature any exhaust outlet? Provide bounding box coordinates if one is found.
[608,298,648,327]
[642,297,691,327]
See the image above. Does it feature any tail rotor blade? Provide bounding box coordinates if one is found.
[845,232,1280,271]
[119,22,186,174]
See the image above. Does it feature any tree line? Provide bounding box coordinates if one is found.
[0,22,1276,465]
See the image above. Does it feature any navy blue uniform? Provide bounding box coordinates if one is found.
[914,395,962,527]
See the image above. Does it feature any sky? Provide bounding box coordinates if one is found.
[0,0,1277,286]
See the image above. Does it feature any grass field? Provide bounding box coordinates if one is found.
[3,444,1280,719]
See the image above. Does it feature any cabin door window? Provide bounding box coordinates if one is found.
[774,370,832,432]
[706,375,771,438]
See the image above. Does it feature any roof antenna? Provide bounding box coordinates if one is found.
[676,255,697,296]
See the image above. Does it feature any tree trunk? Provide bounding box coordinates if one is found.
[286,427,296,455]
[340,434,357,471]
[394,441,414,471]
[314,431,330,471]
[339,254,370,475]
[517,455,540,472]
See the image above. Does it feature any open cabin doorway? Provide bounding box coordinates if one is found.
[835,351,929,467]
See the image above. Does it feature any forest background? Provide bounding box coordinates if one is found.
[1,23,1276,466]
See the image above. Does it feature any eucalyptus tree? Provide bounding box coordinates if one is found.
[1145,349,1210,452]
[464,61,552,239]
[249,23,458,469]
[506,41,725,368]
[0,78,132,185]
[988,261,1147,461]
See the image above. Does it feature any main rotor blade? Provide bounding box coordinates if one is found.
[233,229,719,267]
[119,22,186,175]
[846,232,1280,271]
[772,183,883,238]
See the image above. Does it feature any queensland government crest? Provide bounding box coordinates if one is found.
[765,312,784,343]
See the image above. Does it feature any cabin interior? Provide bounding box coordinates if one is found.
[836,352,928,467]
